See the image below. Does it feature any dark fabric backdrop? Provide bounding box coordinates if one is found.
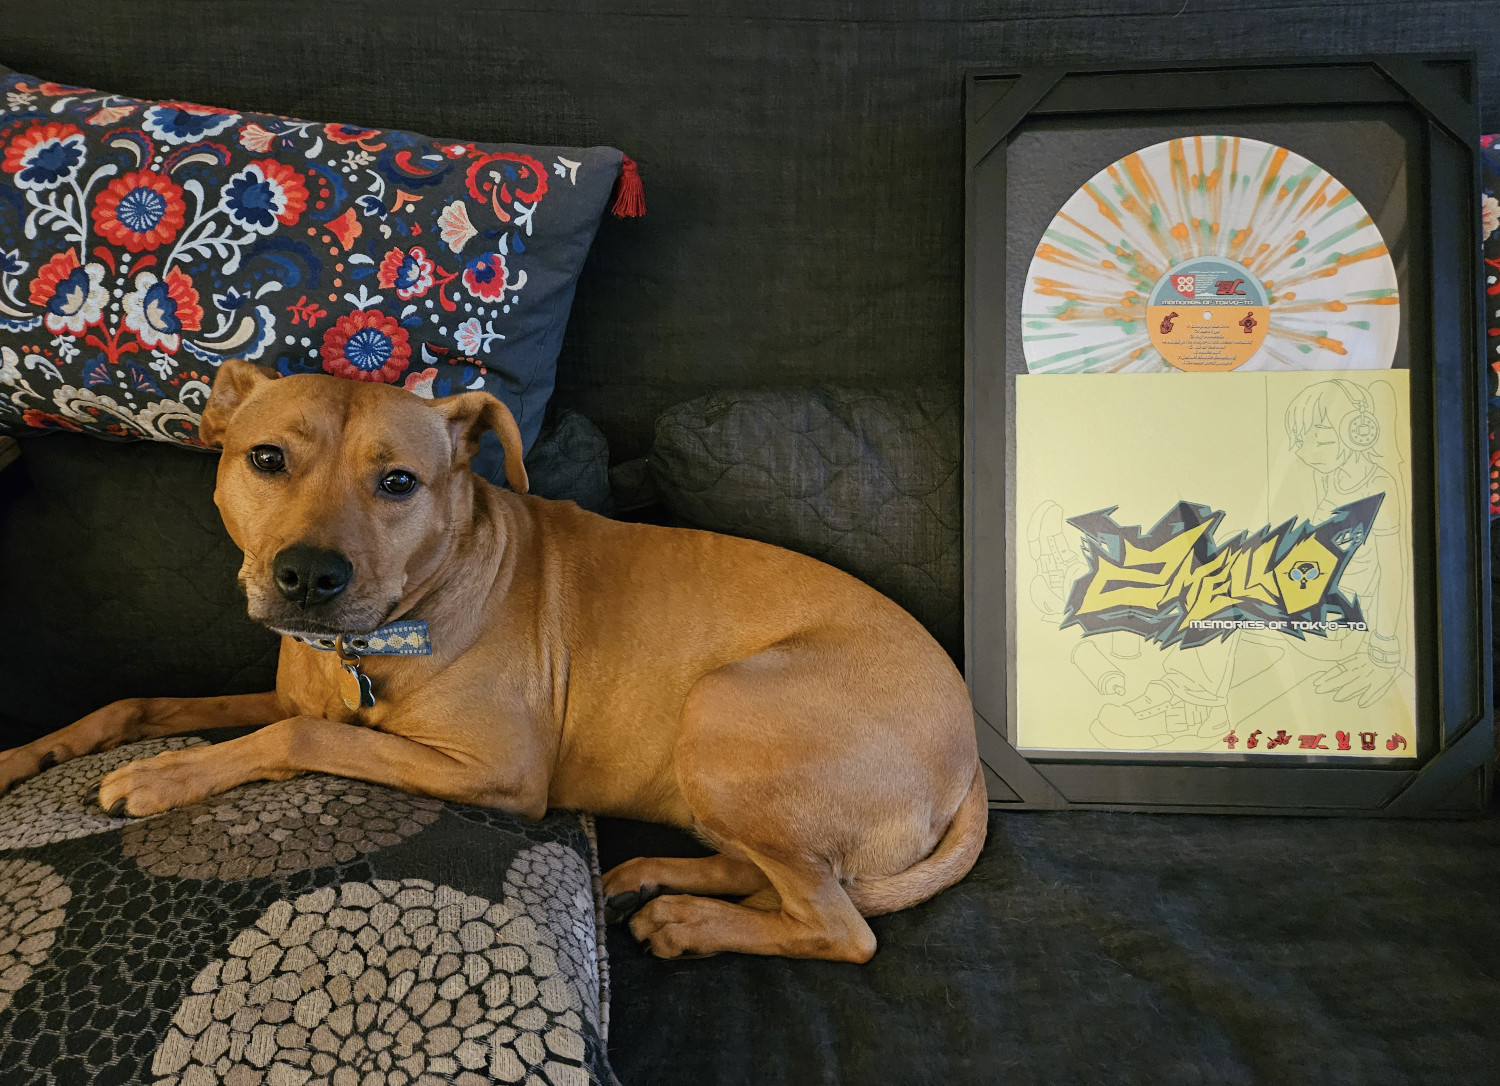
[3,10,1500,1084]
[1,1,1496,460]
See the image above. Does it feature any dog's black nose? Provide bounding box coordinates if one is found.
[272,545,353,606]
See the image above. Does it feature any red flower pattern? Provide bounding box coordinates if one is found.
[92,170,187,252]
[377,246,437,300]
[163,268,204,332]
[254,159,309,227]
[462,253,510,302]
[2,121,82,176]
[28,250,81,307]
[323,123,384,147]
[320,310,412,383]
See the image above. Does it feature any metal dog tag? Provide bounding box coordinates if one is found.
[335,638,377,711]
[338,664,375,711]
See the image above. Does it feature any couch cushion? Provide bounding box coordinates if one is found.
[0,735,613,1085]
[649,386,962,658]
[503,407,612,516]
[0,63,628,469]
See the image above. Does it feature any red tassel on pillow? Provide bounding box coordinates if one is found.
[611,155,645,218]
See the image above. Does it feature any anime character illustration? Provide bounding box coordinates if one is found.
[1017,373,1413,756]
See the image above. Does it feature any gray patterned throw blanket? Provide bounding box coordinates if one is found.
[0,734,614,1086]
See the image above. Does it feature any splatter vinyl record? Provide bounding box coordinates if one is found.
[1021,135,1400,373]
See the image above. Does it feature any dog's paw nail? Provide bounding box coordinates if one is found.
[605,890,646,926]
[105,798,127,818]
[606,886,667,926]
[37,751,57,771]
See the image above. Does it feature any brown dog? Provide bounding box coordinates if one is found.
[0,362,985,961]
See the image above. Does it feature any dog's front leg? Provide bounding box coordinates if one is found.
[0,692,284,794]
[98,716,546,818]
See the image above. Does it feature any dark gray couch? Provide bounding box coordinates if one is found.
[4,4,1500,1085]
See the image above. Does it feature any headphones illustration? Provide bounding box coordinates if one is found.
[1329,379,1380,451]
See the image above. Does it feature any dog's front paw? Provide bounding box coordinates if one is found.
[98,749,216,817]
[0,745,58,796]
[601,857,665,924]
[603,889,661,926]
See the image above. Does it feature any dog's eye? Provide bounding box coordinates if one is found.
[379,470,418,497]
[248,445,285,473]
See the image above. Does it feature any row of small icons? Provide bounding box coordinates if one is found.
[1222,729,1406,751]
[1158,309,1258,334]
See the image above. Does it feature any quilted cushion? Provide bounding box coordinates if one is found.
[0,737,613,1085]
[514,408,613,516]
[649,386,962,657]
[0,64,630,463]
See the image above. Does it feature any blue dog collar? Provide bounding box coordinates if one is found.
[292,619,432,656]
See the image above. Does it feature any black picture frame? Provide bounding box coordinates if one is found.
[964,56,1493,815]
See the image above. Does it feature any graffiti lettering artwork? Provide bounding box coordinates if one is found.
[1063,497,1381,650]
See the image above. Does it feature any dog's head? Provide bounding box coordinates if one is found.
[198,361,528,637]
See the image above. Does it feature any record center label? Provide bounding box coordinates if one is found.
[1147,257,1270,371]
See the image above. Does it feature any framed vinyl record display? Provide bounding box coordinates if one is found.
[965,56,1493,815]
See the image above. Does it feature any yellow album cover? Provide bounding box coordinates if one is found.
[1014,371,1415,757]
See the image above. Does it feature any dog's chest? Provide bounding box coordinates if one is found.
[277,623,442,726]
[298,680,371,726]
[279,649,380,726]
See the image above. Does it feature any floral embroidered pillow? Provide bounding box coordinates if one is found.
[0,65,635,459]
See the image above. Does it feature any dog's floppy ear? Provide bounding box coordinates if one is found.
[198,360,276,447]
[436,391,529,494]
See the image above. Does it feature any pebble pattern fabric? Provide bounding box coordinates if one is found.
[121,777,443,881]
[0,734,613,1086]
[0,64,625,456]
[0,858,69,1015]
[153,877,594,1086]
[0,738,205,849]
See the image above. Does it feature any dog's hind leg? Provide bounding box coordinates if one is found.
[627,849,875,962]
[0,692,283,794]
[626,631,974,960]
[601,853,770,922]
[620,644,893,961]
